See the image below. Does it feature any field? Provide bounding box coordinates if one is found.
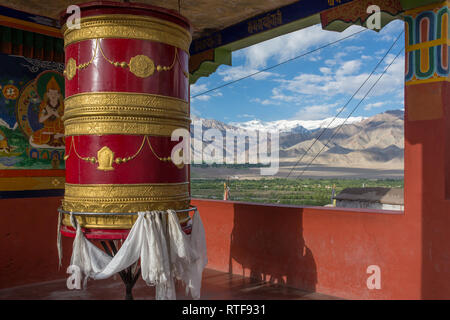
[191,178,404,206]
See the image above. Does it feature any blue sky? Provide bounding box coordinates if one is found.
[190,19,405,124]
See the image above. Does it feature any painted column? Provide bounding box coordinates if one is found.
[60,2,192,230]
[404,0,450,298]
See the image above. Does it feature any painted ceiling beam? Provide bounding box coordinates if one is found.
[189,0,355,84]
[189,0,445,83]
[400,0,445,10]
[0,0,445,84]
[0,5,61,38]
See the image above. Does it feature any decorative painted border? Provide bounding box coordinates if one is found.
[189,48,232,84]
[189,0,355,56]
[0,169,65,194]
[0,169,65,196]
[320,0,404,32]
[0,5,61,38]
[405,2,450,85]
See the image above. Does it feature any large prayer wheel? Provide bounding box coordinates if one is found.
[60,1,192,229]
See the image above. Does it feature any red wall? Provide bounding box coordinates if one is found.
[404,81,450,299]
[0,195,447,299]
[192,199,423,300]
[0,197,73,289]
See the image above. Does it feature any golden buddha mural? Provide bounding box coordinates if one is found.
[31,76,64,147]
[16,70,65,150]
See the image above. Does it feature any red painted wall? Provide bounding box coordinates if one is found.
[405,81,450,299]
[0,195,447,299]
[192,199,422,300]
[0,197,72,289]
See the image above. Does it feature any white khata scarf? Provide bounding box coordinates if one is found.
[62,209,207,300]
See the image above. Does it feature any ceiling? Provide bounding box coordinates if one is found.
[0,0,298,39]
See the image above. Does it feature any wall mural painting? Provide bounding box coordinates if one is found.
[0,52,65,178]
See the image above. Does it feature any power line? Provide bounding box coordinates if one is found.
[293,46,405,180]
[191,28,368,99]
[285,30,404,178]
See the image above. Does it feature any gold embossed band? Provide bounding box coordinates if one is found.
[62,199,190,212]
[61,209,190,229]
[62,15,192,53]
[63,92,189,121]
[62,182,190,228]
[64,182,189,199]
[64,115,191,136]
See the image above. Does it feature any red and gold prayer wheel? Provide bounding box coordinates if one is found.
[60,1,192,229]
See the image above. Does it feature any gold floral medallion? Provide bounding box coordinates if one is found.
[65,58,77,80]
[129,55,155,78]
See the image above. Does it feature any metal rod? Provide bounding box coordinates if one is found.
[100,241,113,257]
[132,267,141,287]
[100,241,129,292]
[58,205,197,216]
[108,240,118,255]
[105,240,136,300]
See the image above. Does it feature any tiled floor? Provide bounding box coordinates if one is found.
[0,268,342,300]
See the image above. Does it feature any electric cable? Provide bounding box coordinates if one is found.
[191,28,369,99]
[285,30,404,178]
[293,46,405,180]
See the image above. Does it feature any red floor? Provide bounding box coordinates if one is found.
[0,268,342,300]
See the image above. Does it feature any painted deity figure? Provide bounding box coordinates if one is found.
[31,76,65,147]
[0,129,10,152]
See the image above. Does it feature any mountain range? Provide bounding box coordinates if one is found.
[191,109,404,170]
[0,109,405,171]
[229,116,366,133]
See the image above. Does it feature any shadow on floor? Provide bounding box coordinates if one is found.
[0,268,340,300]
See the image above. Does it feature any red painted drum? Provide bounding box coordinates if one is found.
[60,1,192,230]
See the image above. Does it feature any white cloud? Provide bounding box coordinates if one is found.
[309,55,322,62]
[366,54,404,98]
[376,19,404,42]
[345,45,365,52]
[190,83,208,95]
[294,103,339,120]
[190,83,223,102]
[190,104,202,117]
[325,59,337,66]
[336,60,362,76]
[236,24,365,69]
[251,97,282,106]
[320,67,332,75]
[379,34,396,42]
[364,101,386,111]
[194,95,211,101]
[236,113,255,118]
[271,53,404,102]
[217,65,278,82]
[271,87,305,104]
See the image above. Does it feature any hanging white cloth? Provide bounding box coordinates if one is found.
[57,210,63,269]
[65,209,207,300]
[168,209,208,299]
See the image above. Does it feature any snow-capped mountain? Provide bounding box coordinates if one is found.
[190,110,404,169]
[228,116,366,133]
